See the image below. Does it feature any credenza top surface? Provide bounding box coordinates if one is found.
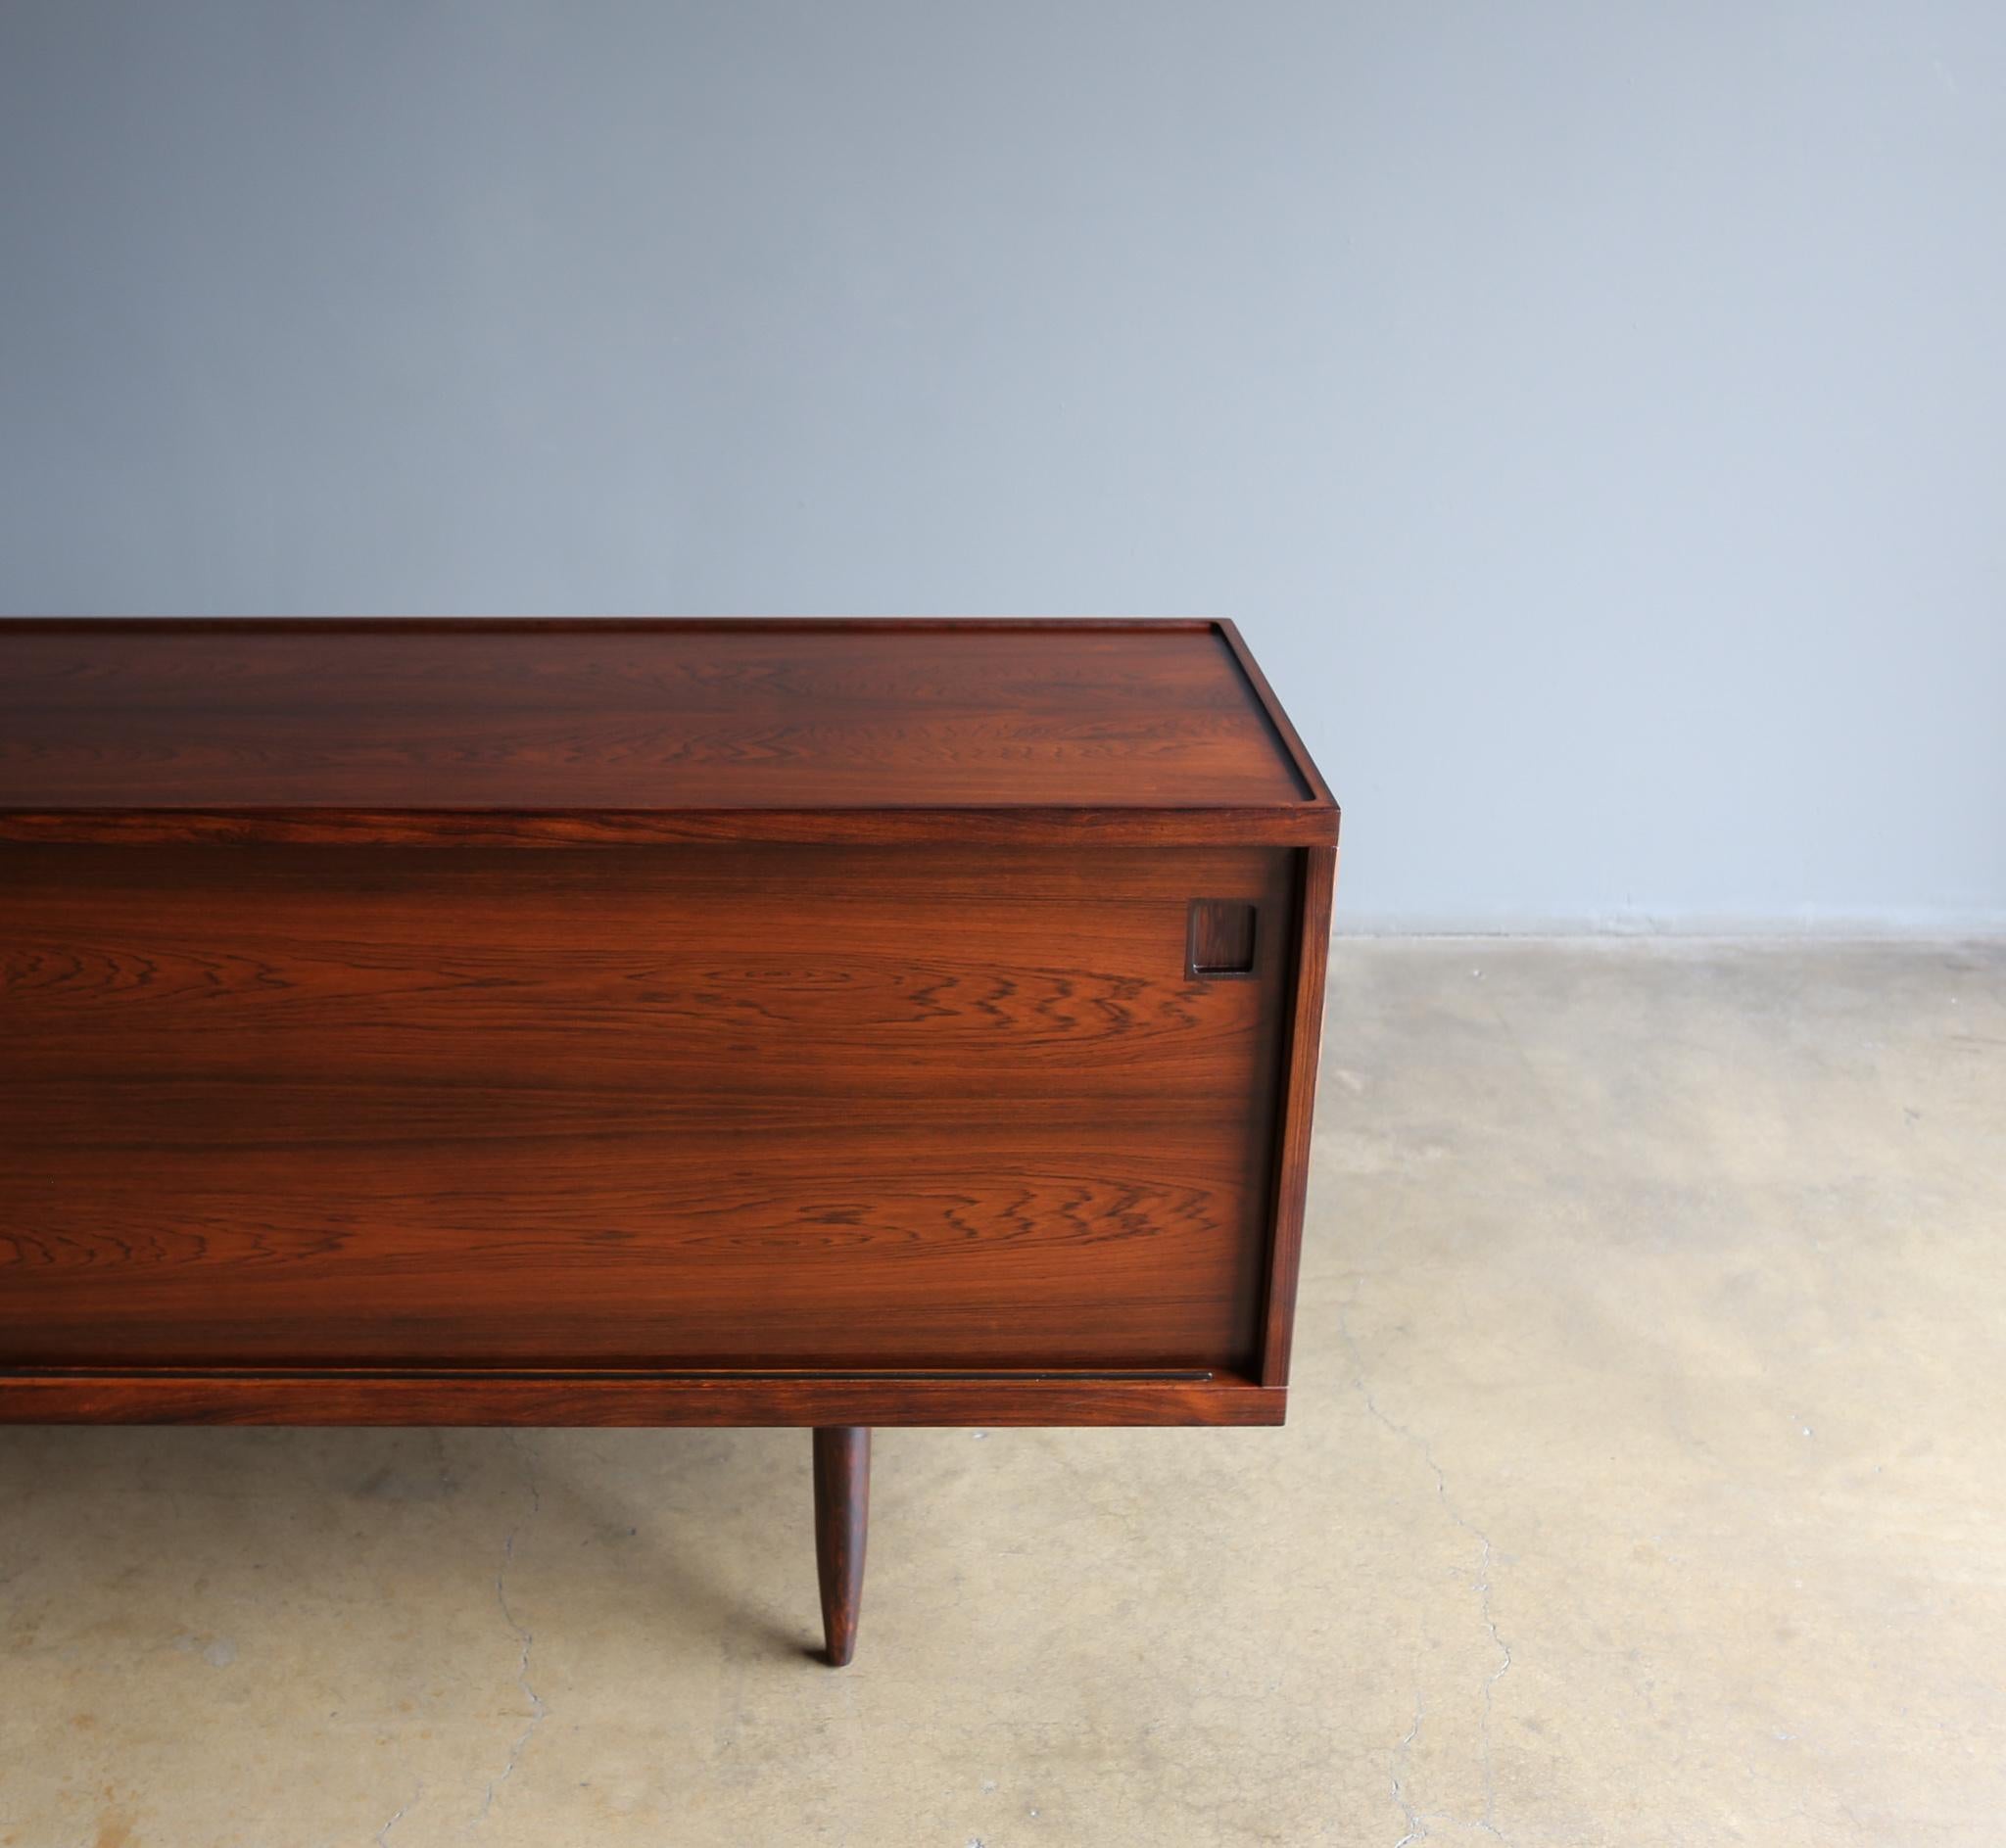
[0,620,1335,845]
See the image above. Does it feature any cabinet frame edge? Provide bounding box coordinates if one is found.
[0,1370,1284,1428]
[1257,844,1338,1388]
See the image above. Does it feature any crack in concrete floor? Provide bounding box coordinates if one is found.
[1341,1295,1514,1846]
[376,1777,422,1846]
[470,1434,548,1829]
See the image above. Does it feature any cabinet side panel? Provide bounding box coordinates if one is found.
[1259,845,1337,1387]
[0,845,1292,1372]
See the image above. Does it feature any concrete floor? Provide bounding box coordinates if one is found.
[3,941,2003,1846]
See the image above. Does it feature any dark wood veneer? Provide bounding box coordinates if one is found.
[0,1370,1282,1427]
[813,1428,871,1666]
[0,618,1336,1660]
[0,619,1330,835]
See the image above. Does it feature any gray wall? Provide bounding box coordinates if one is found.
[3,2,2002,930]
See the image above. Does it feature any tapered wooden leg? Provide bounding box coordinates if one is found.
[812,1426,870,1667]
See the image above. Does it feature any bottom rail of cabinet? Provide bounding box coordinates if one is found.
[0,1365,1286,1427]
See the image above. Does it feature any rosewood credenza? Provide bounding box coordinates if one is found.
[0,618,1337,1664]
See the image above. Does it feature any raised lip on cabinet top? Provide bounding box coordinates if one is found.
[0,617,1339,848]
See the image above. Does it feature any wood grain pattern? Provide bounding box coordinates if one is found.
[0,1369,1284,1426]
[0,843,1292,1372]
[0,804,1336,849]
[1259,845,1337,1387]
[0,621,1334,844]
[1214,619,1336,811]
[0,618,1336,1434]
